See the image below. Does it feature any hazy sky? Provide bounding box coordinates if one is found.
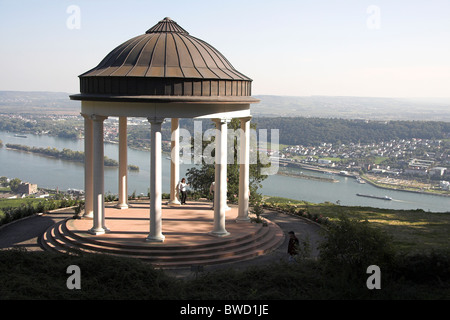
[1,0,449,98]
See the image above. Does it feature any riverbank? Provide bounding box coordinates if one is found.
[277,169,338,183]
[282,160,450,198]
[360,173,450,198]
[4,143,140,171]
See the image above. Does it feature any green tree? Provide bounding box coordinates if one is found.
[186,119,269,202]
[318,215,395,278]
[9,178,22,193]
[0,176,7,186]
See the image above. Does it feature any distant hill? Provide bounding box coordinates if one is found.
[253,95,450,122]
[1,91,449,121]
[0,91,80,115]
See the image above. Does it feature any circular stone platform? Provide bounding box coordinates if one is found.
[41,201,285,268]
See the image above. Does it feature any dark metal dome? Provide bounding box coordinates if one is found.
[78,17,253,98]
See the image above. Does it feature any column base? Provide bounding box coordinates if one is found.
[83,211,93,219]
[236,216,251,223]
[116,203,129,210]
[168,199,181,206]
[208,230,230,238]
[146,234,165,242]
[88,227,106,235]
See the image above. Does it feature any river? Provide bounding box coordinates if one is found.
[0,131,448,213]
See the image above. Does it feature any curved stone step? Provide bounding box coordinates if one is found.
[63,218,270,254]
[40,205,285,268]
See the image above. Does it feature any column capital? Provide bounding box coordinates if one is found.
[239,116,252,122]
[90,114,108,122]
[80,112,90,120]
[147,117,165,124]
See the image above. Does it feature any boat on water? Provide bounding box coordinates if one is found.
[356,193,392,201]
[356,177,366,184]
[14,134,27,138]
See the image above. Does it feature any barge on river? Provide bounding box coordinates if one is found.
[356,193,392,201]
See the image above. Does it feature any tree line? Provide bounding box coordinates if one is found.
[163,117,450,147]
[2,115,449,148]
[252,117,450,146]
[5,143,138,170]
[0,117,80,139]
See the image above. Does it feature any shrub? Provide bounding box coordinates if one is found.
[250,191,265,223]
[0,198,83,227]
[318,215,396,279]
[393,250,450,283]
[0,209,7,225]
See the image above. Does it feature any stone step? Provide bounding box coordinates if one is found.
[40,218,284,268]
[62,219,271,255]
[40,203,285,268]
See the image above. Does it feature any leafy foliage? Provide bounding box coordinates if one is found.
[0,116,80,139]
[253,117,450,146]
[186,119,269,201]
[5,143,138,169]
[318,215,396,278]
[0,198,82,226]
[0,249,448,299]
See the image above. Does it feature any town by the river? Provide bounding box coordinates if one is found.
[0,131,448,213]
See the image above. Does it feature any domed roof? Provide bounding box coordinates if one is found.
[77,17,253,98]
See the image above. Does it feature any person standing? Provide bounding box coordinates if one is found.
[178,178,188,205]
[287,231,299,263]
[209,181,215,209]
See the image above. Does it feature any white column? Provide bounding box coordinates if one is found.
[237,116,252,222]
[81,113,93,218]
[117,116,128,209]
[210,118,230,237]
[169,118,181,206]
[89,114,109,235]
[146,117,165,242]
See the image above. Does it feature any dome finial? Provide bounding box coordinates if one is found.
[146,17,189,34]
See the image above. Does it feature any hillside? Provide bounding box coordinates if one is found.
[253,117,450,146]
[0,91,80,115]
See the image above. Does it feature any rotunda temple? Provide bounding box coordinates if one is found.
[70,17,259,241]
[44,17,285,267]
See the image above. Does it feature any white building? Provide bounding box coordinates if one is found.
[440,181,450,191]
[429,167,447,176]
[318,159,332,165]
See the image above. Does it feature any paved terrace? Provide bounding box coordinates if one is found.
[0,200,323,276]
